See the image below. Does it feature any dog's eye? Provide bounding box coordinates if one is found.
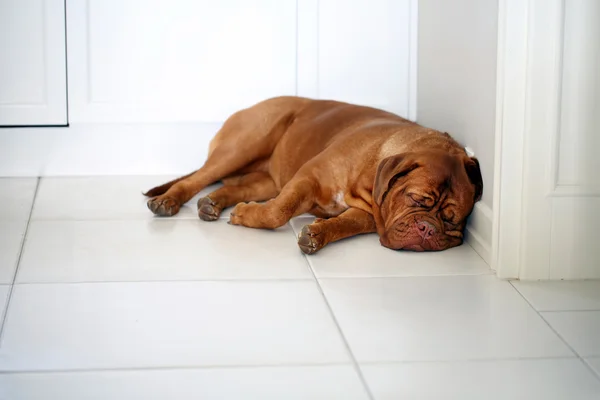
[410,198,424,207]
[408,193,433,207]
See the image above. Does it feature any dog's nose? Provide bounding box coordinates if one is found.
[416,221,436,239]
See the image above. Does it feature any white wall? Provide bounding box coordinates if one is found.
[417,0,499,264]
[417,0,498,208]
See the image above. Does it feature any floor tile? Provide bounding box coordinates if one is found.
[0,221,27,284]
[512,280,600,311]
[0,365,369,400]
[32,177,228,220]
[0,178,37,221]
[362,359,600,400]
[0,281,349,371]
[290,217,490,278]
[587,357,600,377]
[17,219,310,283]
[320,275,573,362]
[542,311,600,357]
[0,285,9,323]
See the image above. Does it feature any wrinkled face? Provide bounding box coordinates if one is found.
[372,150,483,252]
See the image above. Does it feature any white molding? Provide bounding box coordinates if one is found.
[465,202,493,266]
[296,0,319,98]
[67,0,299,124]
[0,123,221,176]
[550,184,600,198]
[518,0,565,280]
[407,0,418,121]
[491,0,531,279]
[493,0,567,280]
[548,0,600,200]
[548,0,566,195]
[0,0,67,125]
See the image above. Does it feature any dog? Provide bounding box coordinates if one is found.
[145,96,483,254]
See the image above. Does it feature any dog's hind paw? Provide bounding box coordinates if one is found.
[147,196,180,217]
[197,196,222,221]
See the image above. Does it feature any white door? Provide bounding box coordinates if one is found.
[65,0,415,124]
[66,0,299,123]
[0,0,67,126]
[494,0,600,280]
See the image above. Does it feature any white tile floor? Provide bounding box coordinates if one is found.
[0,177,599,399]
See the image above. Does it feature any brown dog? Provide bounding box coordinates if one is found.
[145,96,483,254]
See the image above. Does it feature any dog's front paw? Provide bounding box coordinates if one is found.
[229,202,252,226]
[147,196,180,216]
[297,224,326,255]
[230,201,269,228]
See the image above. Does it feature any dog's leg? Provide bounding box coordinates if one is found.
[142,171,198,198]
[297,208,376,254]
[146,149,251,217]
[146,110,294,217]
[197,172,278,221]
[229,178,316,229]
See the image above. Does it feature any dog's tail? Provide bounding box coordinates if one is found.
[143,171,197,197]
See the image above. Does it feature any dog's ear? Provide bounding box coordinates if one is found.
[373,154,419,206]
[464,157,483,202]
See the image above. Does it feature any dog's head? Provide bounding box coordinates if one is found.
[372,150,483,251]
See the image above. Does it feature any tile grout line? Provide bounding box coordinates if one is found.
[583,358,600,381]
[0,361,355,375]
[358,355,581,365]
[0,355,591,375]
[315,272,495,280]
[538,309,600,313]
[30,216,234,222]
[508,280,600,383]
[0,177,41,345]
[12,278,316,285]
[290,224,375,400]
[535,313,600,382]
[11,271,495,285]
[0,355,587,375]
[309,273,377,400]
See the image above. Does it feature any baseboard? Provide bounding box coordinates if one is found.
[0,122,223,176]
[464,202,493,267]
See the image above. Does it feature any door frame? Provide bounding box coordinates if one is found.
[492,0,566,279]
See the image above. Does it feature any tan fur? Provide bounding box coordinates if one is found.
[145,96,483,254]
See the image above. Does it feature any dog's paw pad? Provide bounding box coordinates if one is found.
[297,224,324,255]
[147,197,180,217]
[197,197,221,221]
